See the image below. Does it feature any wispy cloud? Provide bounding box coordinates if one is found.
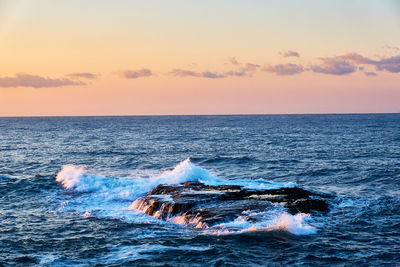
[335,53,400,73]
[242,63,260,72]
[311,57,356,75]
[337,53,373,64]
[119,69,152,79]
[373,56,400,73]
[124,51,400,81]
[0,73,86,88]
[202,72,224,78]
[169,61,259,79]
[169,69,224,79]
[281,50,300,57]
[169,69,199,77]
[226,57,260,77]
[262,63,304,75]
[67,72,100,79]
[224,71,247,77]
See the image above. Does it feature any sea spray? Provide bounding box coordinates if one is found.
[269,212,317,235]
[56,164,86,189]
[203,207,317,235]
[56,159,316,235]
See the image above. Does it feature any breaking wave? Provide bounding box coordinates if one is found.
[56,158,315,235]
[208,211,317,235]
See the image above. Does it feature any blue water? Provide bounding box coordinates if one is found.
[1,114,400,266]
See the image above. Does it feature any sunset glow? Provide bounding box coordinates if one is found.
[1,0,399,116]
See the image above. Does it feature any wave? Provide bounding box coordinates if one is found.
[56,158,296,196]
[55,158,315,235]
[201,212,317,236]
[167,207,317,236]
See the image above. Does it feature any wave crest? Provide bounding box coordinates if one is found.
[56,164,86,189]
[55,158,314,235]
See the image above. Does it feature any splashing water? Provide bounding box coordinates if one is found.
[55,159,314,235]
[206,210,317,236]
[56,164,86,189]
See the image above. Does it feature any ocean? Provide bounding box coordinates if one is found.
[1,114,399,266]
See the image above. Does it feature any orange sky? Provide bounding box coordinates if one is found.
[1,0,400,116]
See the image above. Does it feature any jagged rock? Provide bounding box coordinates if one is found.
[130,182,329,228]
[286,199,329,214]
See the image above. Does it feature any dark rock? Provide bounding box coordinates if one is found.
[149,184,179,195]
[130,182,330,228]
[286,199,329,215]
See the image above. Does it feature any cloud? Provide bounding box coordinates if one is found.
[311,57,356,75]
[337,53,373,64]
[169,69,224,78]
[262,63,304,75]
[126,52,400,81]
[364,72,377,76]
[243,63,260,72]
[67,72,100,79]
[226,58,260,77]
[338,53,400,73]
[224,71,247,77]
[202,71,224,79]
[231,52,400,77]
[374,55,400,73]
[169,69,199,77]
[119,69,152,79]
[282,50,300,57]
[0,73,86,88]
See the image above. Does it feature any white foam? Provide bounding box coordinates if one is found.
[55,158,313,235]
[267,212,317,235]
[56,164,86,189]
[208,211,317,236]
[159,158,297,190]
[169,214,207,229]
[56,158,296,196]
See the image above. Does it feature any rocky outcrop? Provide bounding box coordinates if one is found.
[130,182,329,228]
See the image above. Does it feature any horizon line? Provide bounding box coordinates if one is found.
[0,111,399,118]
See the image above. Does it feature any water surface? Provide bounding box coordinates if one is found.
[1,114,400,266]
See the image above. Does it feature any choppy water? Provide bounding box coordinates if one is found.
[1,114,400,266]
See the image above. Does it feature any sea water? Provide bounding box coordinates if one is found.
[1,114,399,265]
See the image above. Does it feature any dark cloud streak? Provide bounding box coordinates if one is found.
[226,57,260,77]
[262,64,304,75]
[338,53,400,73]
[169,69,224,79]
[311,57,356,75]
[282,50,300,57]
[119,69,152,79]
[0,73,86,88]
[67,72,100,79]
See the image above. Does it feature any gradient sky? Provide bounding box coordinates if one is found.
[0,0,400,116]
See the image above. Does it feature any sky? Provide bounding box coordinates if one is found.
[0,0,400,116]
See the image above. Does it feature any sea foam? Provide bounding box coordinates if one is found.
[56,158,314,235]
[204,209,317,236]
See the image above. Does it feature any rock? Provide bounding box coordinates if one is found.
[130,182,329,228]
[285,199,329,215]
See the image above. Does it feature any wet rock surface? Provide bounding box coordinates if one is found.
[130,182,330,228]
